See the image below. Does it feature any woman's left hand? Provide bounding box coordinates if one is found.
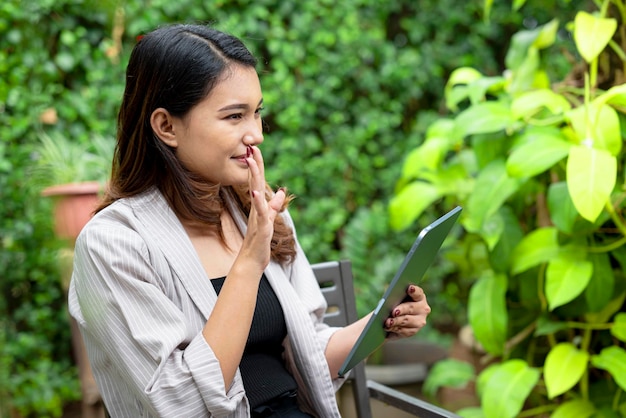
[384,285,431,340]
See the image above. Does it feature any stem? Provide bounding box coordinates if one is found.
[613,387,623,411]
[538,263,548,312]
[588,235,626,253]
[608,39,626,62]
[517,404,558,417]
[606,200,626,236]
[580,327,593,401]
[566,321,613,330]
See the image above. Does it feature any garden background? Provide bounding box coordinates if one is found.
[3,0,625,417]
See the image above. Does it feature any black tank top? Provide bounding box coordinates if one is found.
[210,274,298,407]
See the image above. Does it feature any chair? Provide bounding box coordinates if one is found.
[312,260,461,418]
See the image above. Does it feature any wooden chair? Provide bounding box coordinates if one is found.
[312,260,461,418]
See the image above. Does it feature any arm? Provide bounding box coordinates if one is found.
[324,285,431,378]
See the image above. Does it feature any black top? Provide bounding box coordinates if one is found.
[210,274,298,408]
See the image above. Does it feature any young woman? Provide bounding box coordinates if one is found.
[68,23,431,418]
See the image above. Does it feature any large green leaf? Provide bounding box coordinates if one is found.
[611,313,626,342]
[567,104,622,156]
[511,89,571,121]
[454,102,515,138]
[389,181,442,231]
[510,227,560,275]
[544,342,589,399]
[551,399,596,418]
[547,182,578,234]
[506,136,570,178]
[469,271,508,355]
[566,145,617,222]
[480,360,541,418]
[546,249,592,311]
[422,359,475,398]
[464,160,524,233]
[591,346,626,392]
[574,11,617,63]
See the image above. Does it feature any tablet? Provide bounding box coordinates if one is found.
[338,206,462,377]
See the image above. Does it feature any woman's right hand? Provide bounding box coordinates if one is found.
[241,145,285,269]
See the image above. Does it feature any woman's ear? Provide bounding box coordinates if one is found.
[150,107,178,148]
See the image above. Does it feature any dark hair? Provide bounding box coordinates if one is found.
[100,24,296,264]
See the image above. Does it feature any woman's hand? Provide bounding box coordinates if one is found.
[240,145,285,269]
[384,285,431,340]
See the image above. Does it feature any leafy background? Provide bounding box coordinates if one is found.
[0,0,587,416]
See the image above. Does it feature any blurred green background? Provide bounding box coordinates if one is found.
[0,0,589,416]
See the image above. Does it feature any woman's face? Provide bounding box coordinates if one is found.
[167,65,264,186]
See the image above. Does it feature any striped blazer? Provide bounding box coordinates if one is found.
[68,187,344,417]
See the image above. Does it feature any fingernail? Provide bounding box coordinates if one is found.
[246,145,252,157]
[394,309,400,317]
[251,190,257,198]
[387,318,394,328]
[278,187,286,194]
[409,285,416,294]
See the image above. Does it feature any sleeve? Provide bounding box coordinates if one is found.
[69,219,246,417]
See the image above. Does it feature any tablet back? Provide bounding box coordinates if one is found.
[338,206,462,376]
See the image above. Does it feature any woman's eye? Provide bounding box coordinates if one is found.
[255,107,265,116]
[227,113,243,120]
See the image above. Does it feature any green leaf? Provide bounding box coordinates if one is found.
[454,102,515,138]
[546,249,593,311]
[456,407,484,418]
[547,182,578,234]
[585,252,615,313]
[532,19,559,50]
[574,11,617,63]
[510,227,560,275]
[585,292,626,323]
[566,104,622,156]
[506,27,541,70]
[480,360,540,418]
[445,67,483,111]
[464,160,524,233]
[594,83,626,110]
[506,136,570,178]
[566,145,617,222]
[402,136,451,177]
[489,206,524,273]
[422,359,475,398]
[511,89,571,121]
[611,313,626,342]
[389,181,442,231]
[544,342,589,399]
[591,346,626,392]
[551,399,596,418]
[469,271,508,355]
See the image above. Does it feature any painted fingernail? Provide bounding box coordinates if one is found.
[394,309,400,317]
[409,285,416,294]
[387,318,394,328]
[251,190,257,198]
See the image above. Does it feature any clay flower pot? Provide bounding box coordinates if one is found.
[41,181,102,242]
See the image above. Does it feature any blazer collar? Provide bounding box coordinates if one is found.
[129,187,217,319]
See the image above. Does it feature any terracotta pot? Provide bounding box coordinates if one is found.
[41,182,102,242]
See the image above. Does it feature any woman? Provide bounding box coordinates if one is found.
[68,23,431,417]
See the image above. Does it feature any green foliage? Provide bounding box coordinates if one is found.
[395,2,626,416]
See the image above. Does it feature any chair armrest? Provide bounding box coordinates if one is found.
[366,380,461,418]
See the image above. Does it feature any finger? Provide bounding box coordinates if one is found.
[268,188,286,213]
[406,284,426,302]
[248,145,265,181]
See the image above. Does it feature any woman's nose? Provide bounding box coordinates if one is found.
[243,120,264,145]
